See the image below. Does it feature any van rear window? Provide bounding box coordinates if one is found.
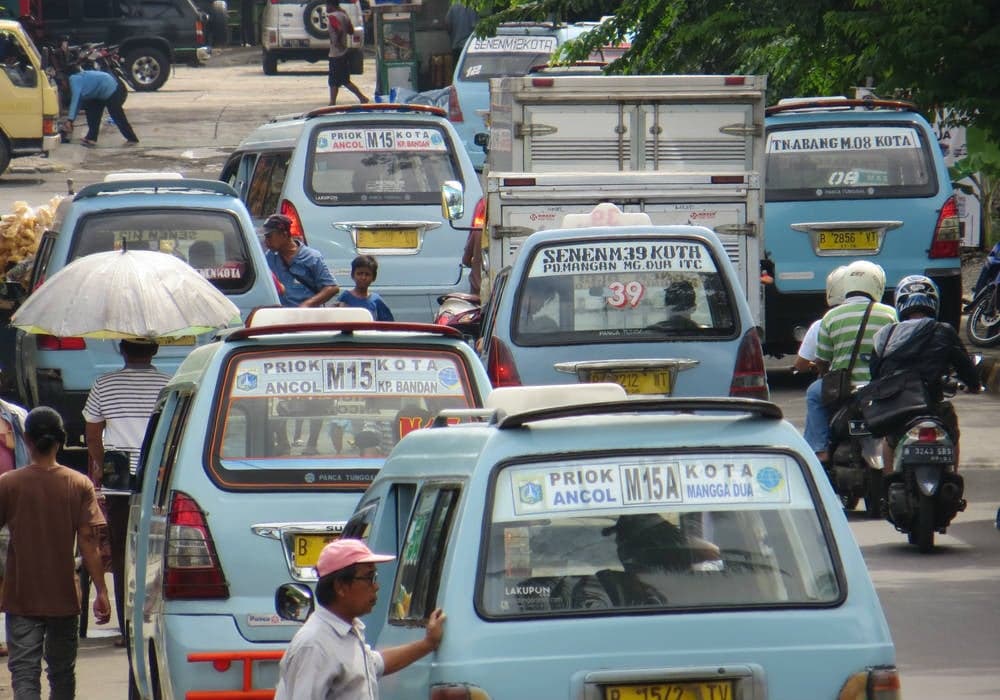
[479,452,840,617]
[306,124,460,205]
[70,210,255,293]
[765,123,937,201]
[512,238,737,346]
[209,346,477,489]
[458,35,557,82]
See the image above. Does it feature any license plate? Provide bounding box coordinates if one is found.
[817,229,878,251]
[293,533,340,568]
[606,681,734,700]
[587,370,670,395]
[902,444,955,463]
[158,336,195,346]
[357,228,418,249]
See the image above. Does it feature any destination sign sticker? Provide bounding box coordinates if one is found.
[529,240,718,276]
[505,455,794,517]
[767,126,921,153]
[467,35,557,54]
[231,354,466,398]
[315,128,447,153]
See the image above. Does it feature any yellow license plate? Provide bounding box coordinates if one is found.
[157,336,195,346]
[606,681,734,700]
[817,229,878,251]
[587,370,671,395]
[293,534,340,568]
[357,228,418,249]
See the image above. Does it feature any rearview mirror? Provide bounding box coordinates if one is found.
[440,180,465,221]
[473,132,489,153]
[275,582,314,622]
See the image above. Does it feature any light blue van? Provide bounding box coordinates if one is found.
[763,97,960,356]
[7,177,280,450]
[124,308,492,699]
[478,222,769,399]
[276,103,484,322]
[290,385,900,699]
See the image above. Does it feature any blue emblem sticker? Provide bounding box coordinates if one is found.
[437,366,459,388]
[236,371,258,392]
[518,479,543,505]
[756,466,784,492]
[430,132,444,147]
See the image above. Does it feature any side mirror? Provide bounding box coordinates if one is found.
[275,582,314,622]
[473,132,489,153]
[440,180,464,221]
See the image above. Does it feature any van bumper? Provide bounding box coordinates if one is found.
[42,134,60,153]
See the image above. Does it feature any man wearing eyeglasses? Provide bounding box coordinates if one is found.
[275,538,445,699]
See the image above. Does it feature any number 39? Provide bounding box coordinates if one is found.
[607,281,645,308]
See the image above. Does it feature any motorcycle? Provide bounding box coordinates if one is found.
[881,375,970,552]
[827,401,885,518]
[965,241,1000,347]
[77,42,132,91]
[434,292,482,345]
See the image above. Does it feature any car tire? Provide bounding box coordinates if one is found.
[124,46,170,91]
[262,49,278,75]
[0,137,10,176]
[303,0,328,40]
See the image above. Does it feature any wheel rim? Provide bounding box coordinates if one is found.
[969,301,1000,343]
[131,56,161,86]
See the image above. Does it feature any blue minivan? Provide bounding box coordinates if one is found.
[763,97,960,356]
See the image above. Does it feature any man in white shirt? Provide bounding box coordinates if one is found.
[275,539,445,699]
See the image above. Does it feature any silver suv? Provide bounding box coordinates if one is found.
[260,0,363,75]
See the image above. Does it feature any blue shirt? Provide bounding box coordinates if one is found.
[266,244,338,307]
[67,70,119,121]
[336,289,394,321]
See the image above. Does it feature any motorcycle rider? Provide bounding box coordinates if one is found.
[804,260,897,464]
[793,265,849,375]
[869,274,981,465]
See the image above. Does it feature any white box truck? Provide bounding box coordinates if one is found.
[481,74,767,324]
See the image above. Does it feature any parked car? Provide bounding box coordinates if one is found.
[763,96,961,356]
[276,103,484,322]
[124,307,492,700]
[0,19,60,175]
[448,21,595,170]
[277,383,900,699]
[478,206,768,399]
[259,0,363,76]
[0,176,280,450]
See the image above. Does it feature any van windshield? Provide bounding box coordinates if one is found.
[458,35,557,82]
[210,346,478,488]
[306,124,460,205]
[512,238,738,346]
[70,209,255,293]
[479,452,841,617]
[765,122,937,201]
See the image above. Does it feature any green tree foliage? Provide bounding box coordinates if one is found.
[465,0,1000,142]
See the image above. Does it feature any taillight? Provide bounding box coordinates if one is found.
[164,491,229,600]
[37,335,86,350]
[487,337,521,387]
[279,200,306,241]
[837,667,900,700]
[43,116,58,136]
[430,685,491,700]
[729,328,768,399]
[448,85,464,123]
[929,195,960,258]
[472,198,486,231]
[195,19,205,44]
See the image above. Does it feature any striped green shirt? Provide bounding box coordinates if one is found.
[816,298,898,384]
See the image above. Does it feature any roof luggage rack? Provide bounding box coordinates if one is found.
[497,397,784,429]
[74,179,239,200]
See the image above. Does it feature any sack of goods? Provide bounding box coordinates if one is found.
[855,371,931,437]
[0,196,64,283]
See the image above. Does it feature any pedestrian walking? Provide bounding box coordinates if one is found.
[334,254,394,321]
[83,338,171,646]
[445,1,479,68]
[326,1,368,105]
[64,67,139,147]
[0,407,111,699]
[274,538,445,699]
[0,396,28,658]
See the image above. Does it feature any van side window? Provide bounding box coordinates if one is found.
[343,499,380,541]
[28,234,56,290]
[246,152,291,218]
[389,485,460,624]
[152,394,194,508]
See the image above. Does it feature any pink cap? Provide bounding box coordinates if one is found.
[315,538,395,577]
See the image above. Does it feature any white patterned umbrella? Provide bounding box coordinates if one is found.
[11,249,241,339]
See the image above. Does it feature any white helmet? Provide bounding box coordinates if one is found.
[836,260,886,302]
[825,265,849,306]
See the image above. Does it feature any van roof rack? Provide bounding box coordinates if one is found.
[226,321,461,342]
[766,98,917,116]
[74,179,239,200]
[497,397,783,429]
[305,103,447,119]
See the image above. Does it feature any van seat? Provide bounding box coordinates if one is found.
[485,384,626,416]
